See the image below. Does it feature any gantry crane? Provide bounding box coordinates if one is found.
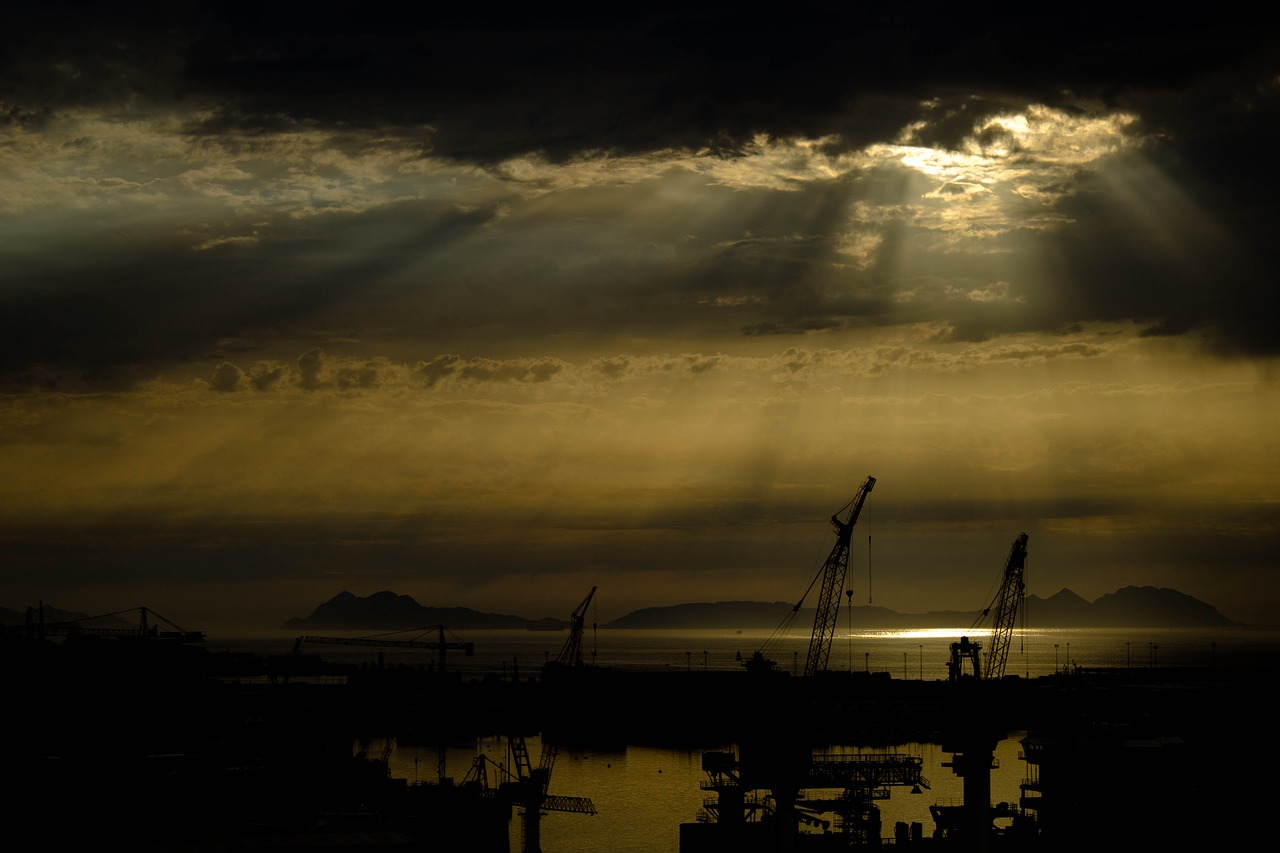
[803,476,876,676]
[947,533,1028,681]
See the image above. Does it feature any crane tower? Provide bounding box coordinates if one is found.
[554,585,596,667]
[983,532,1028,680]
[947,532,1028,681]
[804,476,876,677]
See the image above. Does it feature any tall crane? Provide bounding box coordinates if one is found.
[983,532,1028,680]
[508,587,599,852]
[554,585,596,667]
[947,533,1028,681]
[803,476,876,677]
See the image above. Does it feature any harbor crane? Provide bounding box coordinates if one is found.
[502,587,599,852]
[6,605,205,643]
[947,532,1029,681]
[746,477,876,676]
[553,585,597,667]
[803,476,876,676]
[464,743,595,853]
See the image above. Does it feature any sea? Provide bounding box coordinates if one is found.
[206,624,1280,853]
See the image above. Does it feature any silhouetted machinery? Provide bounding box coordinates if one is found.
[275,626,474,683]
[462,736,595,853]
[948,532,1029,681]
[803,476,876,676]
[746,476,876,675]
[6,605,205,643]
[554,585,596,667]
[690,746,929,847]
[507,732,596,853]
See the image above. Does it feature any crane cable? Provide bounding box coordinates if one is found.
[754,509,843,663]
[754,492,865,665]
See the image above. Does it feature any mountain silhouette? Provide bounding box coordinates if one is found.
[604,586,1239,629]
[281,590,569,631]
[275,585,1239,632]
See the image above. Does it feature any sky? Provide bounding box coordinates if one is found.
[3,5,1279,632]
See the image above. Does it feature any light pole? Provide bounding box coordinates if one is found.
[1066,642,1071,674]
[864,651,869,673]
[903,652,907,680]
[1054,643,1059,673]
[919,644,923,680]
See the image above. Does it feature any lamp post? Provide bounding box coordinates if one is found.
[1054,643,1059,673]
[919,644,923,680]
[864,651,869,673]
[1066,642,1071,674]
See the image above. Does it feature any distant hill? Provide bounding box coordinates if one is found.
[603,587,1241,629]
[282,590,570,631]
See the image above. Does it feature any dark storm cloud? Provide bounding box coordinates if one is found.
[10,5,1274,160]
[5,4,1280,371]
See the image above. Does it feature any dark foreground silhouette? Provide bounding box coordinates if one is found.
[6,631,1274,851]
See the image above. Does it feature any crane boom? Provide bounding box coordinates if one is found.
[804,476,876,677]
[984,532,1028,680]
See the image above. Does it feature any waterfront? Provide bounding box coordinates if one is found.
[210,624,1280,682]
[204,625,1280,851]
[10,623,1278,851]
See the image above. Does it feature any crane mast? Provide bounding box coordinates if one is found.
[804,476,876,677]
[983,532,1028,680]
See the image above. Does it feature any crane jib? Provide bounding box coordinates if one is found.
[804,475,876,677]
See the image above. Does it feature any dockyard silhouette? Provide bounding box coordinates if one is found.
[6,481,1274,851]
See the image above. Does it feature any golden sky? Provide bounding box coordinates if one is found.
[2,7,1278,629]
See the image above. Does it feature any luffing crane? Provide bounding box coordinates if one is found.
[554,585,597,667]
[507,587,599,852]
[803,476,876,677]
[947,532,1029,681]
[747,477,876,676]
